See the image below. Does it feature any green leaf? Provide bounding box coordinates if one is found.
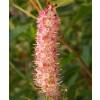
[52,0,75,7]
[67,73,78,87]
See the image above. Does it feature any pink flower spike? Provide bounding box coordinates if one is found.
[34,4,61,100]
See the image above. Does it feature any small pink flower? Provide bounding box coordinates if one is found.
[34,4,61,100]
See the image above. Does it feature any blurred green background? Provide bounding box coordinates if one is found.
[9,0,92,100]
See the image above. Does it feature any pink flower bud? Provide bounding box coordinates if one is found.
[34,4,61,100]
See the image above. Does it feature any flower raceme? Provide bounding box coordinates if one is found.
[34,4,61,100]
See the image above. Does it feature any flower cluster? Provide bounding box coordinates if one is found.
[34,4,61,100]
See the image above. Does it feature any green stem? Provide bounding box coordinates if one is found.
[45,96,53,100]
[10,61,25,79]
[13,3,37,19]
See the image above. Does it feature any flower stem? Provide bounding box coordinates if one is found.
[36,0,43,10]
[28,0,40,12]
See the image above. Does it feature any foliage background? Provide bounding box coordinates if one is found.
[9,0,92,100]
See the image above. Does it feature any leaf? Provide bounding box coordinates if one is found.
[74,4,92,21]
[52,0,75,7]
[67,73,78,87]
[81,45,92,66]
